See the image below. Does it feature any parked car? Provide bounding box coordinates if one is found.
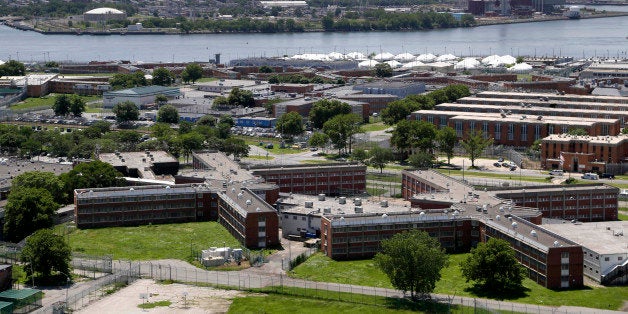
[549,170,564,176]
[601,173,615,179]
[498,157,504,162]
[581,173,599,180]
[265,143,274,149]
[493,162,502,167]
[509,166,517,171]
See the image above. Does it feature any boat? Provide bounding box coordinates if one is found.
[564,6,581,19]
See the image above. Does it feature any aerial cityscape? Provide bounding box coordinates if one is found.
[0,0,627,313]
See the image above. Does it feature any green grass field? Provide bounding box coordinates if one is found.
[361,122,390,132]
[234,135,305,155]
[367,173,402,183]
[229,287,475,314]
[435,169,550,183]
[10,94,100,111]
[65,222,240,260]
[299,159,336,165]
[243,155,275,160]
[289,253,628,310]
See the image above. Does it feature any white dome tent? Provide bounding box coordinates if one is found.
[394,53,416,62]
[500,55,517,65]
[454,58,480,70]
[508,62,533,73]
[416,53,436,62]
[345,52,367,60]
[0,60,4,65]
[327,52,345,60]
[436,54,457,62]
[401,60,425,69]
[481,55,501,65]
[384,60,402,68]
[358,60,380,68]
[372,52,395,61]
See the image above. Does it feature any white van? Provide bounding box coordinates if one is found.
[581,173,599,180]
[549,170,564,176]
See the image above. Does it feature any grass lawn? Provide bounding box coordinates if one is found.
[367,173,402,183]
[243,155,275,160]
[229,287,474,314]
[10,94,100,111]
[235,135,304,155]
[367,187,388,196]
[289,253,628,310]
[619,212,628,221]
[85,102,103,113]
[435,169,550,183]
[299,159,336,165]
[65,222,240,260]
[608,182,628,189]
[137,300,172,309]
[195,77,219,83]
[362,122,390,132]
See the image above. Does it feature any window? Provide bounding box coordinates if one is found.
[548,124,555,134]
[470,122,476,132]
[521,124,527,141]
[427,115,434,123]
[604,257,609,261]
[302,217,306,221]
[455,121,463,137]
[483,122,489,138]
[508,123,514,140]
[494,123,501,140]
[534,124,541,140]
[293,215,297,220]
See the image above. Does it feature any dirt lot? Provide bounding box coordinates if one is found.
[76,279,246,314]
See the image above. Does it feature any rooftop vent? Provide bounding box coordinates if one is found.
[511,222,518,229]
[530,230,537,238]
[339,197,346,204]
[245,199,252,206]
[553,240,560,247]
[354,206,363,213]
[495,215,500,221]
[318,194,326,201]
[380,200,388,207]
[323,207,331,214]
[382,213,388,218]
[354,198,362,206]
[304,201,313,208]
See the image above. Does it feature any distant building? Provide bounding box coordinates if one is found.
[353,81,425,98]
[83,7,126,22]
[541,134,628,174]
[103,86,181,109]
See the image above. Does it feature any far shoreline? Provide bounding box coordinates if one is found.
[1,11,627,36]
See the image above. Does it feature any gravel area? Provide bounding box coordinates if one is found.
[76,279,246,314]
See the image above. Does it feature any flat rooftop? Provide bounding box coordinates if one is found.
[98,150,178,180]
[542,134,628,145]
[221,182,275,216]
[414,110,617,126]
[190,151,255,182]
[477,91,628,104]
[542,221,628,255]
[0,158,73,189]
[460,97,628,110]
[278,193,414,216]
[435,103,628,118]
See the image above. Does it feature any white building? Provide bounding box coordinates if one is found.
[103,86,181,109]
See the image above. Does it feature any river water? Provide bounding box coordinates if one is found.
[1,12,626,63]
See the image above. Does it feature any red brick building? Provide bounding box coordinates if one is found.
[73,183,279,249]
[541,134,628,173]
[411,110,619,147]
[251,164,367,196]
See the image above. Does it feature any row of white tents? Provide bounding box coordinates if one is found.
[288,52,534,72]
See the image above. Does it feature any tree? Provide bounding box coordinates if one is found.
[374,63,393,77]
[259,65,274,73]
[374,230,449,300]
[321,13,334,30]
[212,96,229,109]
[380,99,415,125]
[369,147,393,173]
[309,99,352,129]
[323,113,362,154]
[12,171,66,204]
[59,160,125,203]
[351,148,368,164]
[184,63,203,83]
[308,132,329,150]
[21,229,71,283]
[179,132,204,162]
[196,114,216,126]
[461,238,525,292]
[437,126,457,164]
[222,137,249,158]
[155,94,168,107]
[3,188,58,242]
[152,67,174,86]
[112,101,139,123]
[157,104,179,123]
[276,112,304,138]
[69,95,86,117]
[390,120,437,159]
[53,94,71,116]
[0,60,25,76]
[460,130,493,168]
[227,87,255,107]
[408,151,434,169]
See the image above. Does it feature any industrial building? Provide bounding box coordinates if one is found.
[103,86,182,109]
[98,150,180,180]
[542,221,627,285]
